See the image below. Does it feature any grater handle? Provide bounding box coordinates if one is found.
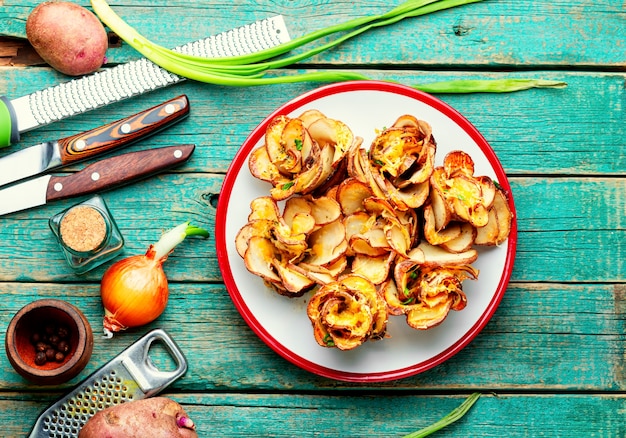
[121,328,188,397]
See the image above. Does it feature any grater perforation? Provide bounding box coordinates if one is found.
[29,329,187,438]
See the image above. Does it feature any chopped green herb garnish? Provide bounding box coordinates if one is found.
[281,181,295,190]
[323,333,335,347]
[294,139,303,151]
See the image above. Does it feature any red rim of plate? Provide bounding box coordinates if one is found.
[216,80,517,382]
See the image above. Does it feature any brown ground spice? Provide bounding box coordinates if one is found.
[59,205,107,252]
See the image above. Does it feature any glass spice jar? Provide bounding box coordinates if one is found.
[49,195,124,274]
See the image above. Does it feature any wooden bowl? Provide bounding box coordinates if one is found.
[5,299,94,385]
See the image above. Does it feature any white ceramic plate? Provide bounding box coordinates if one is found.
[216,81,517,382]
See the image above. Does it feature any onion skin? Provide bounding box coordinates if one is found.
[99,222,209,338]
[100,245,169,337]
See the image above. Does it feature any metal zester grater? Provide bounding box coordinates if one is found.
[29,329,187,438]
[2,15,291,146]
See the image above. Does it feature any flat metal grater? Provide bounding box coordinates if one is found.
[29,329,188,438]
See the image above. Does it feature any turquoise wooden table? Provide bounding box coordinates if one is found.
[1,0,625,436]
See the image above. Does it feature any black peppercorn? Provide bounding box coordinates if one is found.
[57,340,70,354]
[30,332,41,345]
[45,348,56,361]
[57,326,69,339]
[30,321,73,366]
[35,351,47,366]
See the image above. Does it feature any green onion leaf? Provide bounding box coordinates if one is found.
[403,393,481,438]
[414,79,568,94]
[91,0,566,93]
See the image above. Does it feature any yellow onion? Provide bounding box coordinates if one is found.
[100,222,209,338]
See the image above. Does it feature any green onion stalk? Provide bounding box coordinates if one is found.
[91,0,564,93]
[403,393,482,437]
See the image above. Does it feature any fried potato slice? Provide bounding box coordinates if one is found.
[351,252,394,285]
[440,222,476,253]
[423,203,462,246]
[407,241,478,268]
[336,178,373,215]
[307,275,387,349]
[474,186,514,245]
[235,219,274,258]
[303,219,348,267]
[430,151,497,228]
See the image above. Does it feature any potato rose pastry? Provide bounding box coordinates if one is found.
[237,111,513,350]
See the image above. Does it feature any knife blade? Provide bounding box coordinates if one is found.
[0,144,195,216]
[0,15,290,147]
[0,95,190,188]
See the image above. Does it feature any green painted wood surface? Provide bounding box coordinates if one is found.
[1,282,624,391]
[1,393,625,437]
[0,0,624,436]
[1,0,624,68]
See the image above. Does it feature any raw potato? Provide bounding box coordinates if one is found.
[78,397,198,438]
[26,1,108,76]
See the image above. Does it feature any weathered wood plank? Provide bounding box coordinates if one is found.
[0,174,622,283]
[1,0,624,68]
[0,283,623,391]
[1,392,625,437]
[1,71,623,176]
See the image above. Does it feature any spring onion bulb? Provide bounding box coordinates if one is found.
[91,0,566,93]
[100,222,209,338]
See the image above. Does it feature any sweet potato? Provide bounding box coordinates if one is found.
[78,397,198,438]
[26,1,108,76]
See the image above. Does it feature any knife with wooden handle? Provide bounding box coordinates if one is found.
[0,144,195,216]
[0,94,190,187]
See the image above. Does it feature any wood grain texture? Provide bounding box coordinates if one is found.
[0,1,624,437]
[1,71,623,175]
[1,392,625,437]
[0,282,624,392]
[0,175,622,282]
[1,1,624,67]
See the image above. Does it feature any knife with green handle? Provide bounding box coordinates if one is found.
[0,144,195,216]
[0,94,190,188]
